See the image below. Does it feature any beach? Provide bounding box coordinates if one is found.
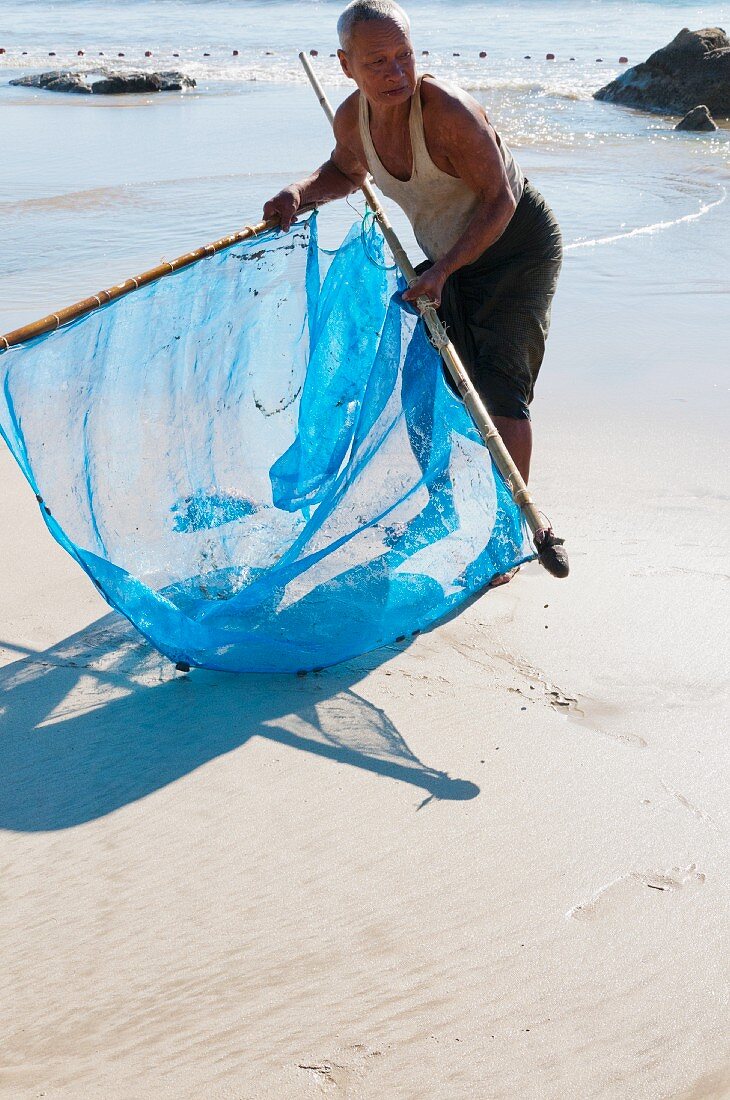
[1,1,729,1096]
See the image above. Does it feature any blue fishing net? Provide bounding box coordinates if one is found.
[0,215,533,672]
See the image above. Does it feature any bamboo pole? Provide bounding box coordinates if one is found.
[298,51,568,577]
[0,217,280,351]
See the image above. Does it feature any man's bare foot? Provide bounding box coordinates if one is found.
[488,566,520,589]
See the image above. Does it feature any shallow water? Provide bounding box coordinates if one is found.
[1,0,726,94]
[1,1,728,350]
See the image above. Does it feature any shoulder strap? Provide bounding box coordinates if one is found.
[358,92,380,177]
[409,74,437,176]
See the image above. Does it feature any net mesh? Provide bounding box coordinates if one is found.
[0,215,533,672]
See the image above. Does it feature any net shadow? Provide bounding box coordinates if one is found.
[0,613,479,832]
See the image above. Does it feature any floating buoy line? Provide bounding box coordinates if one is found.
[0,46,630,64]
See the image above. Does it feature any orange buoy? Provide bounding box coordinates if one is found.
[546,52,555,60]
[619,56,628,63]
[479,51,487,58]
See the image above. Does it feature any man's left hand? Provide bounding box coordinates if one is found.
[401,262,449,309]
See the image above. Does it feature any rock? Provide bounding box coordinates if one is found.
[91,72,158,93]
[594,27,730,116]
[9,68,195,95]
[9,70,91,94]
[91,70,195,93]
[150,71,196,92]
[675,104,718,130]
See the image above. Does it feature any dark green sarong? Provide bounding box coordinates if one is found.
[436,180,563,420]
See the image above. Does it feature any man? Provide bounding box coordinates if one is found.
[264,0,563,577]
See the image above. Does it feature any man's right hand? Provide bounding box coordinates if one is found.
[262,185,302,231]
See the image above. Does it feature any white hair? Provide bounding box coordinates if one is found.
[337,0,411,51]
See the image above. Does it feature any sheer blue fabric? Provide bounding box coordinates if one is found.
[0,215,533,672]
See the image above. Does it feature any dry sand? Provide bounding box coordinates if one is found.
[1,229,729,1097]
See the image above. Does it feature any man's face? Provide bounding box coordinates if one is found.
[338,19,417,106]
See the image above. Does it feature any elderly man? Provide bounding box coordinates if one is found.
[263,0,562,495]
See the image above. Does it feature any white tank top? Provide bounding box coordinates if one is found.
[358,75,524,262]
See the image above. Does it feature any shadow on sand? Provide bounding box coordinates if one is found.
[0,614,479,832]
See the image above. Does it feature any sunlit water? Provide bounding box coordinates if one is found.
[1,0,728,332]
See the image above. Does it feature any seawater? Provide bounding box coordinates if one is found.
[1,0,728,332]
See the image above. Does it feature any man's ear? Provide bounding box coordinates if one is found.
[338,49,354,80]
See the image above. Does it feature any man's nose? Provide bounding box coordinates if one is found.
[385,60,404,81]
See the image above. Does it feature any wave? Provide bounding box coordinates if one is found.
[565,187,727,250]
[0,185,146,213]
[0,172,276,214]
[0,49,608,99]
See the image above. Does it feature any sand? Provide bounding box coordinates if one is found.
[1,108,729,1100]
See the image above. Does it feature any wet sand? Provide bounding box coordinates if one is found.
[1,58,729,1100]
[1,172,729,1096]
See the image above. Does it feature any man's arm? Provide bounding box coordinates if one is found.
[402,81,517,306]
[263,96,367,229]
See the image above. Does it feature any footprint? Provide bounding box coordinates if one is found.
[500,653,646,747]
[567,863,706,921]
[545,687,579,711]
[297,1045,383,1092]
[297,1061,351,1089]
[661,782,716,825]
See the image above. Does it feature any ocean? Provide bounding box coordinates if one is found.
[1,0,728,348]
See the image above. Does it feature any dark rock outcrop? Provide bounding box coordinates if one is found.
[91,70,195,93]
[10,69,195,94]
[675,104,719,130]
[153,71,195,92]
[594,27,730,116]
[9,70,91,94]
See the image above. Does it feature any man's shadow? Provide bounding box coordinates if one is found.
[0,614,479,832]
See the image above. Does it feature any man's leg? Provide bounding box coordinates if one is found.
[492,415,531,483]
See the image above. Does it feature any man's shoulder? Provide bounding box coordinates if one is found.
[333,90,361,135]
[421,74,485,123]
